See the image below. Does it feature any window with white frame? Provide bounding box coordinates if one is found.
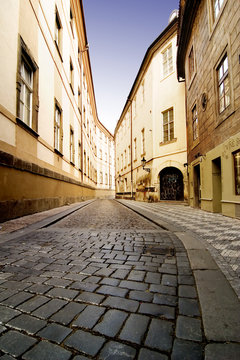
[70,59,74,93]
[217,54,230,113]
[128,145,131,165]
[162,44,173,77]
[70,128,74,164]
[19,59,33,128]
[163,108,174,142]
[188,46,195,81]
[54,102,62,153]
[134,138,137,160]
[192,105,199,141]
[78,141,81,170]
[213,0,224,19]
[141,128,145,154]
[55,8,62,57]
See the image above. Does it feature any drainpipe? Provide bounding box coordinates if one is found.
[128,98,133,199]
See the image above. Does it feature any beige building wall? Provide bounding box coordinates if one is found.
[177,0,240,218]
[0,0,114,221]
[115,18,187,202]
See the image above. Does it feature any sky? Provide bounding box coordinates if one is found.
[83,0,180,134]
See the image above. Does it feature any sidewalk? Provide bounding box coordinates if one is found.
[117,200,240,300]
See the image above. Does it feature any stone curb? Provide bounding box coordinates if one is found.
[116,199,240,345]
[0,199,95,244]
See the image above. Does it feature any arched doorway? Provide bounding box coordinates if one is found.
[160,167,184,200]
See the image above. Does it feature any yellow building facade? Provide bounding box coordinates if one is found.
[115,17,187,202]
[0,0,114,221]
[177,0,240,218]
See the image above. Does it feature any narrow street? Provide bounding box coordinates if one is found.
[0,200,240,359]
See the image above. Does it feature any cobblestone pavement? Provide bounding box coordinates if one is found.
[0,199,210,359]
[120,201,240,299]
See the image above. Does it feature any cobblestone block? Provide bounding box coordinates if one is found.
[161,274,177,287]
[37,323,72,344]
[80,266,99,275]
[0,330,37,357]
[171,339,203,360]
[7,314,46,335]
[44,278,72,288]
[72,305,105,329]
[82,275,102,283]
[115,254,127,261]
[111,269,130,279]
[102,296,139,312]
[63,273,86,282]
[205,343,240,360]
[2,291,33,308]
[119,280,148,291]
[176,316,202,342]
[100,277,120,286]
[0,280,31,291]
[22,340,71,360]
[153,294,177,306]
[138,303,175,319]
[99,341,136,360]
[179,298,200,317]
[94,309,128,337]
[75,291,105,305]
[64,329,105,356]
[145,318,173,352]
[149,284,176,295]
[17,295,50,313]
[27,284,53,294]
[32,299,67,319]
[178,285,197,298]
[178,275,195,285]
[127,270,146,282]
[0,305,20,324]
[46,288,78,300]
[0,290,18,302]
[50,302,86,325]
[138,348,168,360]
[72,356,90,360]
[70,281,99,292]
[119,314,149,344]
[129,290,153,302]
[145,272,161,284]
[0,325,6,334]
[97,285,128,297]
[94,268,115,277]
[0,354,15,360]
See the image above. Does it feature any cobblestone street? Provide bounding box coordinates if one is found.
[0,200,240,359]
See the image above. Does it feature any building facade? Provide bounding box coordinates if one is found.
[0,0,114,221]
[177,0,240,218]
[115,16,187,202]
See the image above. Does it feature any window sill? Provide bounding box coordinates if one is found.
[159,138,177,146]
[16,118,39,138]
[54,41,63,62]
[54,148,63,157]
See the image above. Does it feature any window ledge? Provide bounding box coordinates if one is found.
[54,148,63,157]
[159,138,177,146]
[16,118,39,138]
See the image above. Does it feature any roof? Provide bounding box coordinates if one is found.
[114,16,178,135]
[177,0,201,80]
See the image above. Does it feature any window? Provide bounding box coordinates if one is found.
[162,45,173,77]
[100,171,103,184]
[163,108,174,142]
[124,149,127,167]
[105,173,108,185]
[55,8,62,58]
[78,141,81,170]
[84,151,86,174]
[234,150,240,195]
[213,0,224,19]
[134,138,137,160]
[192,105,199,141]
[70,7,74,37]
[128,145,131,165]
[141,128,145,154]
[87,156,89,176]
[109,175,112,187]
[105,152,107,163]
[99,149,102,160]
[217,54,230,113]
[54,102,62,153]
[70,128,74,164]
[78,88,82,114]
[121,154,123,170]
[70,59,74,93]
[17,38,39,132]
[19,60,33,127]
[83,107,86,126]
[188,46,195,81]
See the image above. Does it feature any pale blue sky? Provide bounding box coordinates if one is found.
[83,0,179,134]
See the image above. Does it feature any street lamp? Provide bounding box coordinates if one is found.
[141,157,150,173]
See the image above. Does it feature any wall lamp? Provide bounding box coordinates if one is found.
[141,157,150,173]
